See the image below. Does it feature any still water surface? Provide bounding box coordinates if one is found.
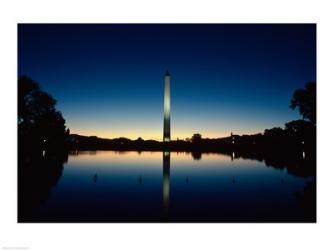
[30,151,314,222]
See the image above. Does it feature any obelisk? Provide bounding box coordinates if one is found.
[163,70,171,142]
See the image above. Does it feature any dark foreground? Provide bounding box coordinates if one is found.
[18,149,315,223]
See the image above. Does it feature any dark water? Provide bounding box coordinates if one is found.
[20,150,315,222]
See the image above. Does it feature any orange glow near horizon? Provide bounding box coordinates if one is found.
[71,131,233,141]
[67,112,270,141]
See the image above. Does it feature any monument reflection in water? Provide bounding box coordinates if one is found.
[163,151,170,216]
[18,150,315,222]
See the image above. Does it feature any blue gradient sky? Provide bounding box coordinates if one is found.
[18,24,316,140]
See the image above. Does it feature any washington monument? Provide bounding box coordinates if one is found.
[163,70,171,142]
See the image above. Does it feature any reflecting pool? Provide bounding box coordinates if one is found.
[19,150,315,222]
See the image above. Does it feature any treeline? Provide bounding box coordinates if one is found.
[68,117,316,152]
[68,118,315,155]
[67,120,316,177]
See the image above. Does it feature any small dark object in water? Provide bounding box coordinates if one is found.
[93,173,98,183]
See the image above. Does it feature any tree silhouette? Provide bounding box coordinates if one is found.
[18,76,67,151]
[285,119,314,135]
[191,133,202,144]
[290,82,316,124]
[264,127,284,137]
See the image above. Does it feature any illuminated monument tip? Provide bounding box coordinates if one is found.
[163,70,171,142]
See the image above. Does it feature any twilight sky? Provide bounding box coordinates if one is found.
[18,24,316,140]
